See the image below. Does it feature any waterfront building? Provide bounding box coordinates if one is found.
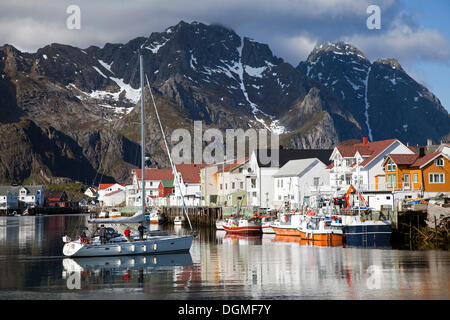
[380,149,450,198]
[246,148,333,209]
[272,158,331,210]
[216,158,249,207]
[0,186,19,210]
[327,137,414,194]
[97,183,126,207]
[129,164,208,207]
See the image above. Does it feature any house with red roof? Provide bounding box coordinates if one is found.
[127,164,208,207]
[97,183,125,207]
[327,137,414,194]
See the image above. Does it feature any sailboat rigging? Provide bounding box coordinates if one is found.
[62,51,194,257]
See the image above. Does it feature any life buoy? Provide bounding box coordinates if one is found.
[284,215,289,222]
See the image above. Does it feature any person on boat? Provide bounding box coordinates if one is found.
[124,227,132,242]
[99,225,107,244]
[80,230,88,244]
[138,223,146,240]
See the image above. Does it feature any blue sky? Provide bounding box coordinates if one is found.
[0,0,449,111]
[399,0,450,111]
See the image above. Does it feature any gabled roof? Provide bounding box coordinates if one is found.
[274,158,323,177]
[334,139,400,168]
[99,183,115,190]
[160,180,174,188]
[254,149,333,168]
[133,163,209,185]
[385,152,448,169]
[104,189,124,197]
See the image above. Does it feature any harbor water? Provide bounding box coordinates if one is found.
[0,214,448,300]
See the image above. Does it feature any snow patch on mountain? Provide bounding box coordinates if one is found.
[363,66,373,141]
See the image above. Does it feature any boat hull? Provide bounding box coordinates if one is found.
[299,230,343,246]
[343,222,392,247]
[271,226,302,237]
[62,235,193,257]
[222,225,261,235]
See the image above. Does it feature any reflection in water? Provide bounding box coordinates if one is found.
[0,215,448,299]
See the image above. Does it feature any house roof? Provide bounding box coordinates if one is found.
[99,183,115,190]
[254,149,333,168]
[336,139,399,168]
[133,163,209,185]
[160,180,174,188]
[222,157,249,172]
[44,190,66,199]
[104,189,124,197]
[0,185,44,196]
[273,158,323,177]
[386,152,448,168]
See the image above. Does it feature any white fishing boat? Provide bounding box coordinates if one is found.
[62,51,194,257]
[222,217,262,235]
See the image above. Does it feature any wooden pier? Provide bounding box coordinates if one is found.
[160,206,223,228]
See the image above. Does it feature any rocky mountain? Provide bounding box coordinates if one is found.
[297,42,450,145]
[0,22,448,185]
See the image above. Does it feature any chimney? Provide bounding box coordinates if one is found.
[362,137,368,145]
[427,139,433,146]
[419,147,425,157]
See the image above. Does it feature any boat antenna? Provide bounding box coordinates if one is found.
[144,74,196,236]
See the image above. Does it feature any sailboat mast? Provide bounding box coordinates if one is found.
[140,51,146,214]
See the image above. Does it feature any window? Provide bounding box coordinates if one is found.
[232,182,235,189]
[386,159,397,172]
[387,174,392,188]
[429,173,444,184]
[280,179,283,188]
[220,184,223,190]
[313,177,320,187]
[225,183,228,190]
[413,173,418,184]
[240,182,244,189]
[436,158,444,166]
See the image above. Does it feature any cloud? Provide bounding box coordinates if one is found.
[0,0,449,69]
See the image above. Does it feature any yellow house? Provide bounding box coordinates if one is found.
[380,151,450,195]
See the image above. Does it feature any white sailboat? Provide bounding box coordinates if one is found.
[62,51,194,257]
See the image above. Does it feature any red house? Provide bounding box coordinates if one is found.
[158,180,174,197]
[44,190,69,207]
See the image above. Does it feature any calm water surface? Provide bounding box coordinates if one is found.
[0,215,448,299]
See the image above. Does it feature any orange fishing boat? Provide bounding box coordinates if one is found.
[298,216,343,246]
[270,213,305,236]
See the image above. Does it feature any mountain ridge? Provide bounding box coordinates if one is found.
[0,21,448,185]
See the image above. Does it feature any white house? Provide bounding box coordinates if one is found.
[128,164,208,207]
[84,187,98,198]
[246,149,333,209]
[18,186,45,207]
[273,158,331,210]
[101,189,126,207]
[327,137,414,194]
[97,183,126,207]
